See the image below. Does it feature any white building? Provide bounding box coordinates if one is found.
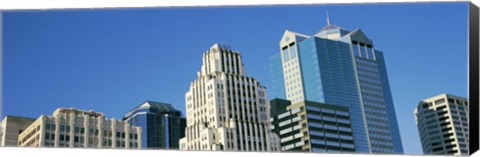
[17,107,142,149]
[179,44,280,152]
[414,93,469,155]
[0,115,36,146]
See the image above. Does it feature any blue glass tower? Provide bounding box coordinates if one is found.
[269,18,403,154]
[122,101,186,149]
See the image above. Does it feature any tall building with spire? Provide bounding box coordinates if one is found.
[269,14,403,154]
[179,44,280,151]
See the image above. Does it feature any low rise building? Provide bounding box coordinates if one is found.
[270,99,355,153]
[17,107,142,149]
[123,101,186,149]
[0,115,36,146]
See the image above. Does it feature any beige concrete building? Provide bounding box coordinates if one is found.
[414,93,469,155]
[270,99,355,153]
[17,108,142,149]
[0,115,36,146]
[179,44,280,152]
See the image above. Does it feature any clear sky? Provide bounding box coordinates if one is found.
[1,2,468,154]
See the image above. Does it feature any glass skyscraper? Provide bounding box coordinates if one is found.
[269,18,403,154]
[123,101,186,149]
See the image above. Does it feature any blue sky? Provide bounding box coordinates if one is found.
[1,2,468,154]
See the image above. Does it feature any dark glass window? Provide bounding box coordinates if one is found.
[435,99,446,105]
[353,44,360,57]
[359,44,367,58]
[367,46,375,59]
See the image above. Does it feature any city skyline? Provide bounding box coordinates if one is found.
[1,2,469,154]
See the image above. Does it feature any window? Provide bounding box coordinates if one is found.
[353,44,360,57]
[360,44,367,58]
[435,99,446,105]
[289,46,297,58]
[367,46,375,59]
[282,48,290,62]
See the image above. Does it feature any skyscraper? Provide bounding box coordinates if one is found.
[179,44,280,152]
[123,101,186,149]
[414,93,469,155]
[17,107,142,148]
[269,16,403,154]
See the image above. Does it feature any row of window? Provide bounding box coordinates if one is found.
[352,43,375,60]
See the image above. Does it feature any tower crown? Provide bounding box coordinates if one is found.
[200,43,245,76]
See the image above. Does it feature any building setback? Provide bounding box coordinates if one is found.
[269,17,403,154]
[179,44,280,151]
[17,108,142,149]
[123,101,186,149]
[0,115,36,146]
[270,99,355,153]
[414,93,469,155]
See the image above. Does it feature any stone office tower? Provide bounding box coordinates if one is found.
[179,44,280,152]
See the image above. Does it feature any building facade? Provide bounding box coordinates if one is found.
[270,99,355,153]
[0,115,36,146]
[17,108,142,149]
[123,101,186,149]
[179,44,280,152]
[414,93,469,155]
[269,18,403,153]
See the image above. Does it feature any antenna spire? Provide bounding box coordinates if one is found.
[326,11,331,26]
